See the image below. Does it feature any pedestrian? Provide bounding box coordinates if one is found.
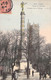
[32,70,34,77]
[14,70,18,80]
[43,72,46,79]
[12,72,15,80]
[39,72,41,80]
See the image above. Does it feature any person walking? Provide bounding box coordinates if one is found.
[14,70,18,80]
[39,72,41,80]
[32,70,34,77]
[12,72,15,80]
[43,72,46,79]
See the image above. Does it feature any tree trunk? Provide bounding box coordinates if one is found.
[27,58,29,79]
[50,63,51,78]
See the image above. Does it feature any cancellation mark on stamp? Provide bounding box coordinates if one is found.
[0,0,13,13]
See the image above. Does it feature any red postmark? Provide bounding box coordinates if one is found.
[0,0,13,14]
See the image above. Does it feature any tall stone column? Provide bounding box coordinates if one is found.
[19,2,25,70]
[20,1,25,50]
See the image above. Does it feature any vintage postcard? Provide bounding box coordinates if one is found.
[0,0,51,80]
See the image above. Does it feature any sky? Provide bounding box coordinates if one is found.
[0,0,51,43]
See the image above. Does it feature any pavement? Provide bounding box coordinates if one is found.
[0,72,51,80]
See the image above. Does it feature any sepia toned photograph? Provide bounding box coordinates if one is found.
[0,0,51,80]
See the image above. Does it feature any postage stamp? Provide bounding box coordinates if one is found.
[0,0,13,13]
